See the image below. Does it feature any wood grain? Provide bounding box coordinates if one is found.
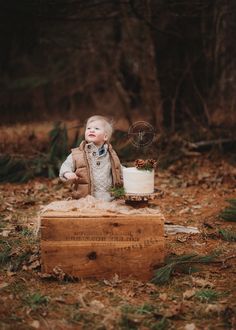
[41,215,163,241]
[40,211,165,280]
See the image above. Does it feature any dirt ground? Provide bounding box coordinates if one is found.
[0,131,236,329]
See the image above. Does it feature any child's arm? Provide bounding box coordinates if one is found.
[59,154,78,181]
[120,164,126,180]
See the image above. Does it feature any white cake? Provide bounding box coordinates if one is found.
[122,167,154,194]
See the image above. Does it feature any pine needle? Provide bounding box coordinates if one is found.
[194,289,226,302]
[151,251,220,285]
[220,199,236,222]
[219,229,236,242]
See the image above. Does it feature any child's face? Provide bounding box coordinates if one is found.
[85,120,108,146]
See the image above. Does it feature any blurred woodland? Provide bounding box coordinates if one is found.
[0,3,236,328]
[0,0,235,132]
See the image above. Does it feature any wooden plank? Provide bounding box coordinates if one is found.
[41,210,162,218]
[41,216,164,241]
[41,210,120,218]
[41,240,164,280]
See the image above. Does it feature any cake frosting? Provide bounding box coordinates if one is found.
[123,167,154,194]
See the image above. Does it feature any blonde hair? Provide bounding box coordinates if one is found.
[85,115,113,141]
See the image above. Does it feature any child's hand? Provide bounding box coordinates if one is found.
[64,172,79,181]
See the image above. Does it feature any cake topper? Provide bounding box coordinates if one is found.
[128,121,155,148]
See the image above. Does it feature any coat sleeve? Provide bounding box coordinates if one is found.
[59,153,75,181]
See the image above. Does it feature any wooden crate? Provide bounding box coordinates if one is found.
[40,211,164,280]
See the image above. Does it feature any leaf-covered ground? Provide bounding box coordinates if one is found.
[0,153,236,329]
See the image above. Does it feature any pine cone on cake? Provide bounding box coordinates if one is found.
[134,159,157,171]
[135,159,146,169]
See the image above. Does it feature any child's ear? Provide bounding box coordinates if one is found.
[104,133,108,141]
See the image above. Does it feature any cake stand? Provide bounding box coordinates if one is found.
[124,189,163,208]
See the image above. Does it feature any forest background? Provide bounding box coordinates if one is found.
[0,2,235,330]
[0,0,235,131]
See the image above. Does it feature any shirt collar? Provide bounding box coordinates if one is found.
[85,142,108,156]
[98,143,108,156]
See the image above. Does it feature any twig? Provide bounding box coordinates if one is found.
[188,138,236,150]
[220,255,236,270]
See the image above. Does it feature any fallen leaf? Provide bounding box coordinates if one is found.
[0,282,9,290]
[28,260,41,270]
[163,303,183,318]
[183,289,196,300]
[121,288,136,298]
[177,237,187,243]
[203,222,214,229]
[205,304,225,314]
[179,207,191,214]
[103,273,122,287]
[89,299,105,313]
[52,266,66,281]
[29,320,40,329]
[28,254,39,264]
[184,323,196,330]
[52,297,66,304]
[38,272,54,279]
[198,172,210,180]
[3,215,12,221]
[191,278,214,288]
[6,271,16,277]
[192,242,206,246]
[1,230,11,237]
[144,283,158,294]
[159,293,168,301]
[192,205,202,209]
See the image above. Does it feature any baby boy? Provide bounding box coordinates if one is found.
[59,115,122,201]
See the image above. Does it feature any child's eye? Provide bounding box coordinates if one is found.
[95,127,100,130]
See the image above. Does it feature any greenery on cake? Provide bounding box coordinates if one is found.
[134,159,157,171]
[110,185,125,198]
